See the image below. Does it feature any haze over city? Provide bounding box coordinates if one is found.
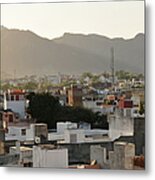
[1,0,144,40]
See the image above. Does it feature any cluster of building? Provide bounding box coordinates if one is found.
[0,118,145,169]
[0,71,145,169]
[1,72,144,91]
[0,90,144,169]
[1,73,81,89]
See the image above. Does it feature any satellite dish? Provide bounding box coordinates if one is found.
[35,136,41,144]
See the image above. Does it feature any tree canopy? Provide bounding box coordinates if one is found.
[27,93,108,129]
[27,93,61,128]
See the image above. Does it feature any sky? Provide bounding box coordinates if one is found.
[1,0,144,39]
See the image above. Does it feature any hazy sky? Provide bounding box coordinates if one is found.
[1,0,144,39]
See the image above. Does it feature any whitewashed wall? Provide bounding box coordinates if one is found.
[33,146,68,168]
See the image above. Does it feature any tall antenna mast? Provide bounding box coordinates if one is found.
[111,47,115,87]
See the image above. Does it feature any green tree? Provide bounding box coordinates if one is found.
[116,70,132,80]
[1,83,14,91]
[23,81,38,90]
[92,112,108,129]
[81,72,93,79]
[91,75,100,83]
[27,93,109,129]
[55,106,95,126]
[27,93,61,128]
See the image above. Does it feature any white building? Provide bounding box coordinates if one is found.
[33,145,68,168]
[48,122,109,143]
[83,98,103,113]
[57,121,77,133]
[6,126,27,141]
[83,97,114,114]
[4,90,26,119]
[5,123,48,143]
[90,145,107,168]
[63,129,85,143]
[109,142,135,170]
[108,109,134,141]
[90,142,135,170]
[26,123,48,142]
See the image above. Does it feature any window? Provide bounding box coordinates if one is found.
[16,95,19,101]
[11,95,14,101]
[96,102,103,106]
[21,129,26,136]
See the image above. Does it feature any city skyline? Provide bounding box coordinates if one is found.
[0,0,145,170]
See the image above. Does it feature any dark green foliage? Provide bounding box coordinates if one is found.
[27,93,108,129]
[27,93,61,128]
[55,106,95,125]
[92,112,109,129]
[116,70,144,80]
[23,81,38,90]
[139,102,145,115]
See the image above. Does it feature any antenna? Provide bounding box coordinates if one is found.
[111,47,115,86]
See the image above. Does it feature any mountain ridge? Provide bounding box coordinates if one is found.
[1,27,144,79]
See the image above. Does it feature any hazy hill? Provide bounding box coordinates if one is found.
[54,32,144,73]
[1,27,144,79]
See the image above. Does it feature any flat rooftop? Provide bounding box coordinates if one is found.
[11,146,32,152]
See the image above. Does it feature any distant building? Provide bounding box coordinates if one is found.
[82,96,103,113]
[91,82,112,90]
[46,74,61,85]
[1,110,18,132]
[83,96,114,114]
[118,92,144,118]
[4,90,26,119]
[68,85,83,107]
[83,94,117,115]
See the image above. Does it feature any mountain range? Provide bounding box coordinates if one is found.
[1,26,144,79]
